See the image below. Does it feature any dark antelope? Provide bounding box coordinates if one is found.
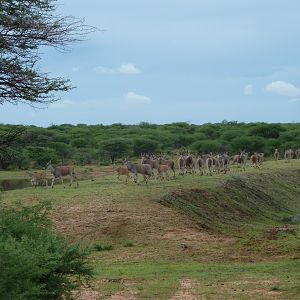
[124,159,153,184]
[46,161,78,188]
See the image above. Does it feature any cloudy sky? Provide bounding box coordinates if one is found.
[2,0,300,126]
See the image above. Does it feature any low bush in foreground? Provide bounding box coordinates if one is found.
[0,200,92,300]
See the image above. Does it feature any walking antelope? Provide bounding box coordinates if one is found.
[26,171,48,187]
[157,164,170,180]
[177,154,185,175]
[274,149,280,161]
[158,157,176,177]
[124,159,153,184]
[113,165,132,183]
[284,149,294,162]
[46,161,78,188]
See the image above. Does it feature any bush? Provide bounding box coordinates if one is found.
[0,201,92,299]
[191,140,228,153]
[231,136,265,153]
[133,137,159,156]
[93,243,113,251]
[27,146,59,167]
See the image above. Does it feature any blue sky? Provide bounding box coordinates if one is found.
[2,0,300,126]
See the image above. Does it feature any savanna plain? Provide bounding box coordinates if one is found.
[1,159,300,299]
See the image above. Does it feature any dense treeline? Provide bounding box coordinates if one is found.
[0,121,299,169]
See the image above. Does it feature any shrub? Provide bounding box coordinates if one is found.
[133,138,159,156]
[94,243,113,251]
[231,136,265,153]
[0,201,92,300]
[191,140,228,153]
[123,241,134,248]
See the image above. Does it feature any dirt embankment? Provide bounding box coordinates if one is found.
[160,170,300,233]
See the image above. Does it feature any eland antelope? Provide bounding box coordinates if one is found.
[46,161,78,188]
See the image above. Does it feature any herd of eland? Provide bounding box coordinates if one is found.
[25,148,300,187]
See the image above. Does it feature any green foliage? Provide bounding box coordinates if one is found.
[231,136,265,153]
[0,147,17,170]
[133,137,159,156]
[191,140,227,153]
[73,148,97,165]
[249,124,283,139]
[123,241,134,248]
[27,146,59,167]
[0,201,92,300]
[99,138,132,162]
[94,243,113,252]
[0,122,299,169]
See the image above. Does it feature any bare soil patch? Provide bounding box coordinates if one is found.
[171,278,199,300]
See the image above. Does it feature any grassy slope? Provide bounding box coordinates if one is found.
[1,160,300,299]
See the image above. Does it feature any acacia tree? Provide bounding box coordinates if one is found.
[0,0,95,105]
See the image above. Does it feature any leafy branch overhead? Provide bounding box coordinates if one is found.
[0,0,96,105]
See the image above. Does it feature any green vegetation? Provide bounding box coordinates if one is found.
[0,122,299,168]
[0,200,92,300]
[94,243,113,252]
[1,160,300,298]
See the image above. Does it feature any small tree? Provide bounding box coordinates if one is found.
[0,0,95,105]
[133,138,159,156]
[0,201,92,299]
[99,138,132,164]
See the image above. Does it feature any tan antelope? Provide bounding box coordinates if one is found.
[113,165,132,183]
[157,164,170,181]
[158,156,176,177]
[177,154,185,175]
[196,154,207,176]
[236,151,248,171]
[141,155,159,175]
[284,149,294,162]
[274,149,280,161]
[26,171,48,187]
[258,153,264,166]
[46,161,78,188]
[250,152,259,168]
[206,154,214,176]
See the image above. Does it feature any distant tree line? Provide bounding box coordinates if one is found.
[0,121,299,169]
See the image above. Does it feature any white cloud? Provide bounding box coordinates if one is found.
[265,81,300,97]
[118,63,141,74]
[94,63,141,75]
[244,84,253,96]
[94,66,115,74]
[125,92,151,104]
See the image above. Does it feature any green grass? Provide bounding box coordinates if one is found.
[1,159,300,298]
[93,259,300,299]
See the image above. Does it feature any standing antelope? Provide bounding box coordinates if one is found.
[177,154,185,175]
[46,161,78,188]
[250,152,259,168]
[26,171,48,187]
[284,149,294,162]
[158,157,176,177]
[274,149,280,161]
[157,164,170,181]
[113,165,132,183]
[124,159,153,184]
